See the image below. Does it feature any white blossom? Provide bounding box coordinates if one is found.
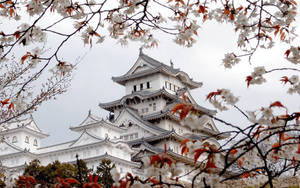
[222,53,241,68]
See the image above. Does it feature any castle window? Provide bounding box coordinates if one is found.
[140,83,143,90]
[147,82,150,89]
[153,103,156,111]
[165,81,168,88]
[169,83,172,90]
[33,139,38,146]
[133,85,137,92]
[130,135,133,140]
[173,85,176,91]
[12,136,17,143]
[25,136,29,143]
[134,133,138,138]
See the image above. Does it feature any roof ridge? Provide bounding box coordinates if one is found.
[124,106,167,133]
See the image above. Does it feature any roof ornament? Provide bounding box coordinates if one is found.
[170,59,174,68]
[139,47,144,55]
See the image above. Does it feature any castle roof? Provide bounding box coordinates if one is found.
[99,88,176,111]
[112,50,202,89]
[131,141,196,165]
[70,110,125,133]
[121,106,167,134]
[99,88,216,115]
[0,115,48,138]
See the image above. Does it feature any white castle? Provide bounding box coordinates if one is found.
[0,49,227,183]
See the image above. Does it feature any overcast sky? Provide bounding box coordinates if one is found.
[32,15,300,146]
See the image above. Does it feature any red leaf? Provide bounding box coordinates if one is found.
[1,98,9,106]
[238,157,245,167]
[8,102,14,110]
[272,155,278,162]
[272,142,280,154]
[65,178,79,184]
[224,8,230,15]
[280,76,289,84]
[279,132,292,141]
[285,49,290,57]
[269,101,285,108]
[194,148,207,164]
[181,138,190,146]
[206,157,217,169]
[21,52,31,64]
[206,90,222,100]
[292,156,297,166]
[245,76,252,88]
[25,176,37,184]
[198,5,206,14]
[163,156,173,167]
[83,183,102,188]
[9,8,14,16]
[89,174,93,183]
[241,172,251,178]
[297,144,300,154]
[148,178,159,184]
[150,154,161,166]
[14,31,21,39]
[229,148,238,156]
[0,3,5,8]
[93,175,98,183]
[171,103,185,114]
[179,105,192,120]
[181,93,188,103]
[293,112,300,121]
[181,145,189,155]
[66,7,72,15]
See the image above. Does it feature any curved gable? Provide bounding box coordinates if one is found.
[0,141,23,156]
[70,131,103,147]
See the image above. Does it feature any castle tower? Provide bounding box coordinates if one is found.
[99,49,225,143]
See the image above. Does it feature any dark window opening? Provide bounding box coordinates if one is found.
[133,85,137,92]
[147,82,150,89]
[140,83,143,90]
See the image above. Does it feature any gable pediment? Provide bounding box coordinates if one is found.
[199,115,219,132]
[0,141,22,156]
[114,108,164,135]
[126,57,157,76]
[70,131,102,147]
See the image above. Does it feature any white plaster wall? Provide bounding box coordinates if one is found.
[128,98,165,116]
[124,73,163,94]
[161,74,185,95]
[120,125,153,141]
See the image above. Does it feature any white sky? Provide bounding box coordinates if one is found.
[31,12,300,146]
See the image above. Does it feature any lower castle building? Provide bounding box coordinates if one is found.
[0,49,227,184]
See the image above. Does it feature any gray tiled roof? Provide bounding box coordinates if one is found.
[139,52,181,74]
[112,51,202,88]
[99,88,216,115]
[127,130,182,146]
[131,140,196,165]
[124,106,167,133]
[99,88,177,110]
